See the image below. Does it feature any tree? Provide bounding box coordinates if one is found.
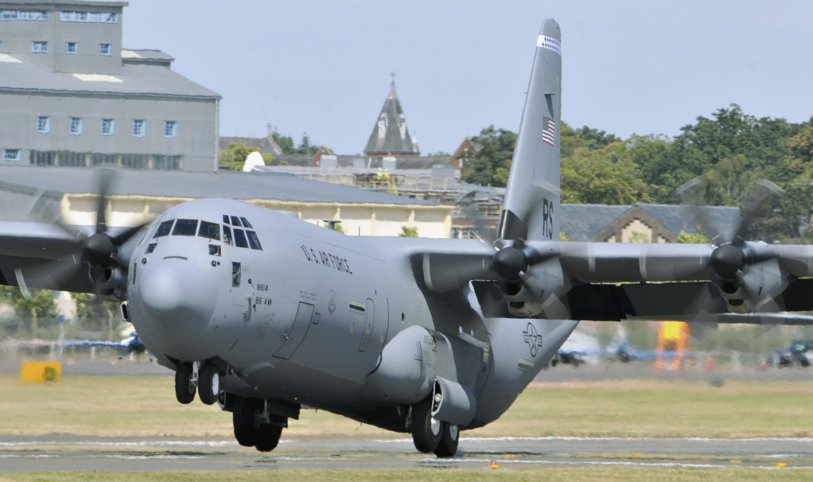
[0,286,56,338]
[296,133,319,156]
[272,132,296,154]
[73,293,120,339]
[668,104,803,204]
[219,143,272,170]
[400,226,419,237]
[459,126,517,187]
[561,142,650,204]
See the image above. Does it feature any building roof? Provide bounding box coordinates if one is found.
[0,52,219,100]
[0,166,436,206]
[561,203,739,241]
[364,79,420,156]
[122,49,174,67]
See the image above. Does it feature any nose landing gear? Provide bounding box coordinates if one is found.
[174,362,196,404]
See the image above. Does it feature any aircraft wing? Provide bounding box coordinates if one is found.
[0,221,93,293]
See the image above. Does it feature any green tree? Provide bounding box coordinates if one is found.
[676,230,709,244]
[0,286,56,338]
[272,132,296,154]
[459,126,517,187]
[400,226,419,237]
[219,143,272,170]
[73,293,120,339]
[296,133,319,156]
[561,142,650,204]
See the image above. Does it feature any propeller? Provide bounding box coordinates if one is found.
[677,177,786,313]
[23,170,149,299]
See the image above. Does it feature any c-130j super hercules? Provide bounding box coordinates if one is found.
[4,19,813,457]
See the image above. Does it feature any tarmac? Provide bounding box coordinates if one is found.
[2,434,813,472]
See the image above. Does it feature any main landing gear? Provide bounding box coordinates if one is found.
[410,397,459,458]
[174,361,220,405]
[232,396,286,452]
[173,361,289,454]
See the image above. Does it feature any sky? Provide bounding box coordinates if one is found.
[123,0,813,155]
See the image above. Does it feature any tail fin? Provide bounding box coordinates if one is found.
[499,19,561,242]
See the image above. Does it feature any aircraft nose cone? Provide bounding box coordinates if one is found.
[138,259,217,332]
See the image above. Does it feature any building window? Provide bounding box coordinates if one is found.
[164,121,177,138]
[101,118,114,136]
[99,43,111,56]
[3,149,21,161]
[1,10,47,21]
[36,116,50,133]
[65,42,78,54]
[31,41,48,53]
[132,119,145,137]
[60,11,117,23]
[69,117,82,135]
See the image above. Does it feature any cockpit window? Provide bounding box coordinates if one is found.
[247,231,262,250]
[222,215,230,224]
[198,221,220,240]
[154,219,174,238]
[223,225,233,245]
[240,217,253,229]
[233,229,248,248]
[230,215,242,227]
[172,219,198,236]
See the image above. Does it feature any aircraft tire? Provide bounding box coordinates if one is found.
[411,398,441,453]
[433,422,459,458]
[174,362,195,404]
[254,424,283,452]
[233,397,258,447]
[198,363,219,406]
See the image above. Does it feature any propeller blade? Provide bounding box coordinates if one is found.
[95,169,114,234]
[731,179,784,242]
[112,222,149,245]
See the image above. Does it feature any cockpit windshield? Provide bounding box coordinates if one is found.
[172,219,198,236]
[150,216,262,251]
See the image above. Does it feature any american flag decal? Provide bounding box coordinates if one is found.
[542,116,556,145]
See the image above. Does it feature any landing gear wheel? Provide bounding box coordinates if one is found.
[233,397,257,447]
[411,397,442,453]
[198,363,219,406]
[174,362,195,404]
[433,423,459,458]
[254,424,283,452]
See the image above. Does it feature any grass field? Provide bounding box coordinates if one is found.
[2,375,813,438]
[2,374,813,481]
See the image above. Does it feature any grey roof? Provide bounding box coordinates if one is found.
[0,166,435,206]
[122,49,174,67]
[560,204,630,241]
[560,203,740,241]
[220,136,284,158]
[0,52,219,100]
[364,80,420,156]
[16,0,128,5]
[270,154,452,169]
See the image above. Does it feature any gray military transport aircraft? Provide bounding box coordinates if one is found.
[3,19,813,457]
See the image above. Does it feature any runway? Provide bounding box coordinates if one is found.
[2,435,812,472]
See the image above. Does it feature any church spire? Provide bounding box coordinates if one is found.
[364,75,420,157]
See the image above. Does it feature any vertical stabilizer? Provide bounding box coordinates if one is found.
[499,19,561,242]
